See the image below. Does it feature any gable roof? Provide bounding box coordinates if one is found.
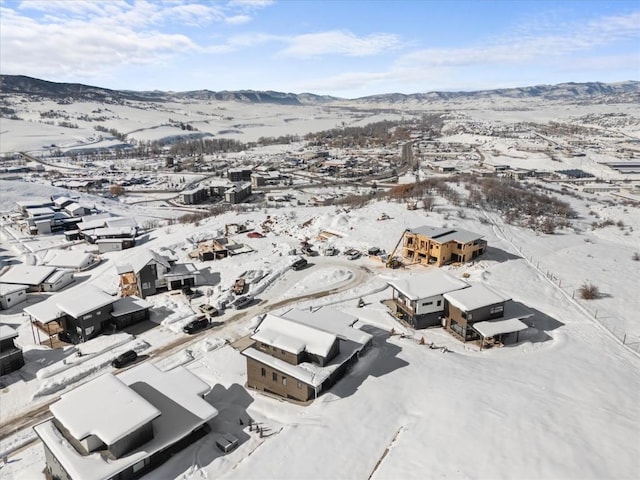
[387,270,470,300]
[116,249,171,275]
[281,307,373,346]
[252,313,337,357]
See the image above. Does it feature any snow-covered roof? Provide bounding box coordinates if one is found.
[473,318,529,338]
[85,226,136,237]
[0,324,19,342]
[50,373,161,445]
[16,199,53,208]
[34,364,218,480]
[26,206,55,216]
[55,284,115,318]
[243,347,325,386]
[116,248,171,274]
[252,313,337,357]
[110,296,151,317]
[25,284,115,322]
[387,270,470,300]
[0,283,29,295]
[120,363,217,425]
[282,307,373,346]
[443,284,511,311]
[42,269,73,284]
[43,250,93,269]
[78,213,114,230]
[409,225,484,244]
[23,296,64,323]
[0,265,57,286]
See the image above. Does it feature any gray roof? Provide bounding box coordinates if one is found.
[409,226,484,244]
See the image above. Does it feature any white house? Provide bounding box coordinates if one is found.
[387,270,470,328]
[0,265,72,292]
[34,363,218,480]
[43,250,97,271]
[0,283,29,310]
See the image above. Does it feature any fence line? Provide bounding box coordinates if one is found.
[505,232,640,355]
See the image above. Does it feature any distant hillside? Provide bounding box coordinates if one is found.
[355,81,640,104]
[1,74,638,105]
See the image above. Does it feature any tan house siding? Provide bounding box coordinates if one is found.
[246,357,313,402]
[402,232,486,267]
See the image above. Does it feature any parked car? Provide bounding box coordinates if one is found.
[347,250,361,260]
[291,257,308,270]
[198,304,219,317]
[183,315,210,334]
[247,232,264,238]
[216,433,239,453]
[233,295,253,309]
[111,350,138,369]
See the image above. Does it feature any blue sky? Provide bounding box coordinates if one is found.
[1,0,638,97]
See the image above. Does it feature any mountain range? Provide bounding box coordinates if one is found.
[1,74,638,106]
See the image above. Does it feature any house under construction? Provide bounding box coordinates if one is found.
[402,226,487,267]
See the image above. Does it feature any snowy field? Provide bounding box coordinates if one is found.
[0,95,639,480]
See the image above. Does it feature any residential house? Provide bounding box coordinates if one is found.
[0,283,29,310]
[387,270,470,328]
[0,325,25,375]
[443,284,533,349]
[243,308,372,402]
[228,168,252,182]
[43,250,98,272]
[24,284,150,345]
[116,249,198,298]
[402,226,487,267]
[34,363,217,480]
[0,265,74,292]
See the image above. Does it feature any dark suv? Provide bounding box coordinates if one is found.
[291,257,308,270]
[111,350,138,369]
[183,316,210,334]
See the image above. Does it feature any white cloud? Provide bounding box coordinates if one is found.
[398,11,640,68]
[0,4,198,79]
[225,14,252,25]
[279,30,402,58]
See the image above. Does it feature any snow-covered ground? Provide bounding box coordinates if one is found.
[0,97,638,480]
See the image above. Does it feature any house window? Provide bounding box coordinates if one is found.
[297,381,303,389]
[437,300,442,307]
[142,282,151,289]
[85,326,95,335]
[281,349,287,354]
[422,301,433,306]
[261,368,266,377]
[132,460,146,473]
[282,376,287,386]
[272,372,277,382]
[490,305,504,315]
[84,313,93,319]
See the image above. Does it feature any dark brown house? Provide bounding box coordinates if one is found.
[242,309,373,402]
[443,284,532,349]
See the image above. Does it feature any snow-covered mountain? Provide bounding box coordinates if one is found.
[1,74,638,106]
